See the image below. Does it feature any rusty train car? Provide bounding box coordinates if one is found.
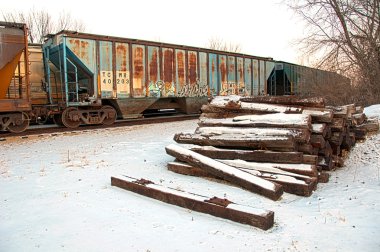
[0,22,349,132]
[0,22,30,132]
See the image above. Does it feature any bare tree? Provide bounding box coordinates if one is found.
[207,37,242,53]
[288,0,380,105]
[2,8,85,44]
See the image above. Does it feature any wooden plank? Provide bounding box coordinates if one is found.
[355,120,379,132]
[318,172,330,183]
[319,141,332,157]
[239,96,325,108]
[111,175,274,230]
[310,134,326,149]
[174,132,297,152]
[198,114,311,129]
[318,156,334,171]
[302,154,318,165]
[191,146,304,164]
[220,159,318,177]
[312,123,328,137]
[298,143,318,155]
[168,161,213,178]
[209,96,303,114]
[329,131,345,146]
[330,117,347,131]
[195,126,311,143]
[168,161,315,197]
[165,144,283,200]
[303,108,334,123]
[240,168,317,197]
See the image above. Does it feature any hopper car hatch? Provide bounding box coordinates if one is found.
[43,36,117,128]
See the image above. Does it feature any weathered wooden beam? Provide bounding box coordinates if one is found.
[239,96,325,108]
[318,172,330,183]
[303,108,334,123]
[191,146,304,164]
[298,143,318,155]
[350,113,366,126]
[209,96,303,114]
[312,123,328,137]
[111,175,274,230]
[329,131,345,146]
[219,159,318,178]
[303,154,318,165]
[165,144,283,200]
[239,168,317,197]
[174,132,297,152]
[199,114,311,129]
[330,118,347,131]
[355,120,379,132]
[310,134,326,149]
[168,161,213,178]
[319,141,332,158]
[195,126,310,143]
[168,161,315,197]
[318,156,334,171]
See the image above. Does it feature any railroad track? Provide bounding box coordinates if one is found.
[0,113,199,139]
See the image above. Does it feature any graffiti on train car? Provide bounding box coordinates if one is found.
[148,80,175,97]
[148,80,207,97]
[219,82,248,96]
[177,80,208,97]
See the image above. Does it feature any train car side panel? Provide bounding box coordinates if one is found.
[208,53,218,96]
[244,58,252,96]
[99,41,114,98]
[131,44,146,98]
[147,46,160,97]
[115,42,130,98]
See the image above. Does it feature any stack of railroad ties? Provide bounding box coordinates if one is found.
[111,95,379,230]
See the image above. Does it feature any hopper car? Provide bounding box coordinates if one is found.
[0,21,349,133]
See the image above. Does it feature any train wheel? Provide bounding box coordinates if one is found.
[7,112,30,133]
[102,105,117,125]
[62,107,81,128]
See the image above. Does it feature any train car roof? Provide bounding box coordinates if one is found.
[47,30,275,62]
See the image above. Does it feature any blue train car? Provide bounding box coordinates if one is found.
[42,31,281,128]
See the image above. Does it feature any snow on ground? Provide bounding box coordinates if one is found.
[364,104,380,118]
[0,119,379,251]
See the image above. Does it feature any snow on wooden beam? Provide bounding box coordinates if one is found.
[111,175,274,230]
[174,133,297,152]
[218,159,318,178]
[206,98,303,114]
[167,161,316,197]
[165,144,283,200]
[239,96,326,108]
[199,113,311,129]
[190,146,304,164]
[302,108,334,123]
[195,126,310,143]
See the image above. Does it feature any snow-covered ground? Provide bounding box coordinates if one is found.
[1,118,379,251]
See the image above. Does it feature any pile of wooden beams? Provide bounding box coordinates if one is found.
[166,95,379,199]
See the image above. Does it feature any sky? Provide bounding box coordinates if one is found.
[2,0,307,64]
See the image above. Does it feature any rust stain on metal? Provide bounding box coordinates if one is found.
[149,48,159,83]
[219,56,227,83]
[133,46,144,79]
[116,44,128,71]
[163,48,173,84]
[176,50,185,86]
[188,51,197,84]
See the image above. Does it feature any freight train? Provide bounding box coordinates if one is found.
[0,21,349,132]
